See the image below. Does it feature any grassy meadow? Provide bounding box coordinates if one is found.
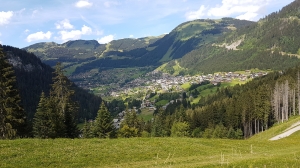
[1,117,300,167]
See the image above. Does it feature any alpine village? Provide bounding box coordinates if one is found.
[2,1,300,167]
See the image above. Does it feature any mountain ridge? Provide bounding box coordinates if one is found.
[160,0,300,75]
[24,17,254,91]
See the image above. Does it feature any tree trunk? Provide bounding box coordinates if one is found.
[298,71,300,115]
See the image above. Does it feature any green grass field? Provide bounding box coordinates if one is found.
[1,117,300,167]
[181,82,191,91]
[155,100,169,106]
[139,108,154,121]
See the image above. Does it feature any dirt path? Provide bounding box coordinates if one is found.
[269,121,300,141]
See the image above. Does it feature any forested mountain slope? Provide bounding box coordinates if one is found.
[24,18,253,86]
[2,45,102,122]
[24,36,163,67]
[161,0,300,75]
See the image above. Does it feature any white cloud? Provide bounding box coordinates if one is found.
[129,35,134,38]
[56,19,74,29]
[24,29,30,33]
[98,35,114,44]
[207,0,269,21]
[75,0,93,8]
[59,30,82,41]
[26,31,52,42]
[81,25,92,34]
[185,5,207,20]
[58,25,92,42]
[236,12,258,20]
[0,40,2,44]
[0,11,13,25]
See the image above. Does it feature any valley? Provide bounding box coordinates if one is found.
[91,69,268,100]
[2,0,300,167]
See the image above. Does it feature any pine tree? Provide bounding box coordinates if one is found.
[50,62,79,138]
[0,46,26,139]
[33,92,55,138]
[91,102,114,138]
[82,119,93,138]
[64,101,79,138]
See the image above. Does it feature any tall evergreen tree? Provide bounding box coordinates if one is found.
[33,92,55,138]
[50,62,79,138]
[91,102,114,138]
[0,46,26,139]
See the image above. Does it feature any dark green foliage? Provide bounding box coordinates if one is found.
[119,109,144,137]
[50,63,79,138]
[2,46,102,125]
[0,46,26,139]
[91,102,115,138]
[33,63,79,138]
[82,119,93,138]
[128,99,142,109]
[33,92,55,138]
[151,108,168,137]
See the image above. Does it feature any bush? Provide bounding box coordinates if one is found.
[171,122,190,137]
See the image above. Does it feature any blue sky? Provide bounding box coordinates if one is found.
[0,0,294,48]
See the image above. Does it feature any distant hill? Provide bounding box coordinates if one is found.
[160,0,300,75]
[24,37,163,67]
[3,45,102,122]
[24,18,253,89]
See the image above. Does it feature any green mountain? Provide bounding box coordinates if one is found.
[24,18,253,90]
[24,37,163,67]
[160,0,300,75]
[2,45,102,123]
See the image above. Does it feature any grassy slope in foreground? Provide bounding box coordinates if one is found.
[1,118,300,167]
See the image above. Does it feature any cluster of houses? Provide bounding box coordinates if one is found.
[109,70,268,97]
[70,68,268,98]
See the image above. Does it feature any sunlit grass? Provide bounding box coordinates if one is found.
[155,100,169,106]
[1,128,300,168]
[181,82,191,90]
[2,117,300,167]
[139,109,154,121]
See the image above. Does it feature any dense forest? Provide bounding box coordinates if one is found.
[0,46,106,136]
[79,66,300,139]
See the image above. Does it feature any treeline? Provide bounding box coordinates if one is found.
[81,66,300,140]
[3,46,102,122]
[33,63,79,138]
[0,46,26,139]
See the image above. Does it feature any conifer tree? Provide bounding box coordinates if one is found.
[0,46,26,139]
[91,102,114,138]
[50,62,79,138]
[82,119,93,138]
[151,108,165,137]
[33,92,55,138]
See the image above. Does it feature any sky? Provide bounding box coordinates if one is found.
[0,0,295,48]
